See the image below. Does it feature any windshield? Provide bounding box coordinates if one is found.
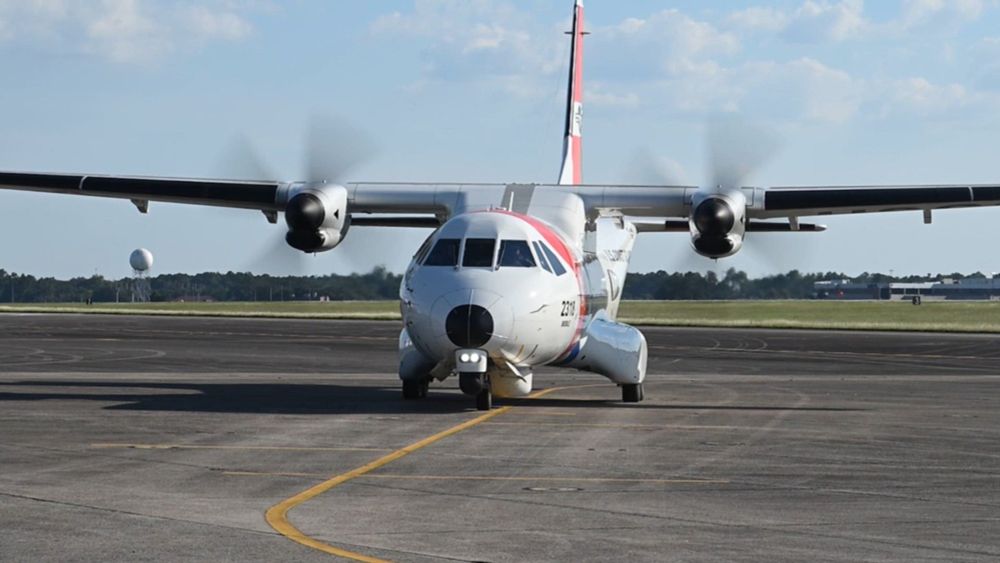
[533,241,552,273]
[538,243,567,276]
[424,238,460,266]
[462,238,496,268]
[498,240,536,268]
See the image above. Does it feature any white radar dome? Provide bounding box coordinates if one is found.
[129,248,154,272]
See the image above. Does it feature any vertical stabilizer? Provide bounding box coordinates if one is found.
[557,0,585,186]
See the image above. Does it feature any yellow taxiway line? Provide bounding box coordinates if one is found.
[92,443,390,453]
[230,471,727,485]
[264,386,565,562]
[361,474,728,484]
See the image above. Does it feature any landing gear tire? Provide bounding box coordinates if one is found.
[475,389,493,411]
[622,383,643,403]
[402,378,429,399]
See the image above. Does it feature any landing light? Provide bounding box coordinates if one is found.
[460,353,471,363]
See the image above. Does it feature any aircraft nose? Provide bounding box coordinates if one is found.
[445,304,494,348]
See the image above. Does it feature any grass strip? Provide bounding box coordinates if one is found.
[2,300,1000,333]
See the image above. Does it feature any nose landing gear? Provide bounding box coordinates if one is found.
[460,372,492,411]
[455,348,492,410]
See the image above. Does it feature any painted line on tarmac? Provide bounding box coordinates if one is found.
[264,385,567,562]
[92,443,392,453]
[229,471,727,485]
[360,474,728,485]
[485,421,850,433]
[227,470,332,478]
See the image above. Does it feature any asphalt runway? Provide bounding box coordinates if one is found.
[1,314,998,562]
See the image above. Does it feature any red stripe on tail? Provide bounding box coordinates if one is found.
[558,0,584,186]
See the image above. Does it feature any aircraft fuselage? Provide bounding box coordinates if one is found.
[399,202,647,403]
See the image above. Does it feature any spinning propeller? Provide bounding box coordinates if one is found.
[222,115,377,273]
[636,116,819,270]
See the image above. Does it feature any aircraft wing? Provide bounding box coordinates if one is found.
[0,172,468,227]
[5,172,1000,224]
[0,171,282,210]
[751,184,1000,219]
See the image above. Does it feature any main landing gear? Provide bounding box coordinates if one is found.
[475,389,492,411]
[402,378,430,399]
[622,383,644,403]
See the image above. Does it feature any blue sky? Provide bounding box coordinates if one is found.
[2,0,1000,279]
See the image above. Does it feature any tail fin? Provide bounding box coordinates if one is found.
[557,0,585,186]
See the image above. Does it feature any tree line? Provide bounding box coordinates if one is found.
[0,267,403,303]
[0,267,993,303]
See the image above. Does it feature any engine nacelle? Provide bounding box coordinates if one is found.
[283,184,349,253]
[689,192,746,259]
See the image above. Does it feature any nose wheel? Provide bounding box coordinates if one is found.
[622,383,644,403]
[459,372,493,411]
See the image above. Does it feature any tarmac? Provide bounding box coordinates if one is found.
[0,314,998,562]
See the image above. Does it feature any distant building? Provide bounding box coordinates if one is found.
[815,276,1000,301]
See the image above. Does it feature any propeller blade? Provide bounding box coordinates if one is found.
[742,232,816,273]
[218,135,277,182]
[305,114,377,184]
[706,115,780,191]
[246,228,313,275]
[627,148,688,186]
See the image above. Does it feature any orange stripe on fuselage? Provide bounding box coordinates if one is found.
[487,210,588,360]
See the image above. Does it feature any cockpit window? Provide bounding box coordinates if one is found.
[424,238,460,266]
[532,241,552,273]
[413,236,434,263]
[462,238,496,268]
[539,243,568,276]
[498,240,536,268]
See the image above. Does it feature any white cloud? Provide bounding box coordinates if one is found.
[899,0,987,29]
[370,1,549,63]
[372,3,740,103]
[588,10,741,97]
[727,0,993,42]
[884,77,974,114]
[727,7,790,33]
[0,0,256,64]
[779,58,863,121]
[86,0,165,64]
[657,53,993,123]
[371,1,564,97]
[657,57,864,123]
[588,83,640,108]
[184,5,253,41]
[605,10,740,58]
[779,0,868,42]
[370,2,1000,123]
[726,1,869,42]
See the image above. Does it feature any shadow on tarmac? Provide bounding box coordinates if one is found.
[0,380,863,414]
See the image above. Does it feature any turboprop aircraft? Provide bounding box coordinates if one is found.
[4,0,1000,410]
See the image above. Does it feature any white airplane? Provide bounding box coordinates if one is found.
[3,0,1000,410]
